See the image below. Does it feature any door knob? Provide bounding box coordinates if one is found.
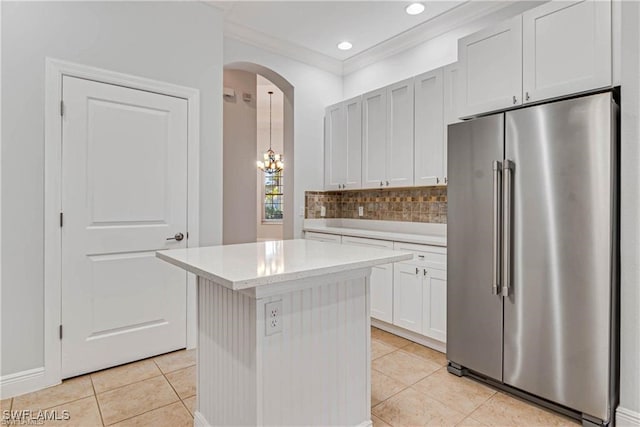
[167,232,184,241]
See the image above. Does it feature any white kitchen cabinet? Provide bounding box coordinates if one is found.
[324,104,345,190]
[304,231,342,243]
[414,69,444,187]
[393,262,423,334]
[362,79,414,189]
[362,88,388,188]
[324,97,362,190]
[443,62,462,183]
[341,236,394,323]
[386,78,415,188]
[423,268,447,342]
[522,0,611,104]
[458,15,523,118]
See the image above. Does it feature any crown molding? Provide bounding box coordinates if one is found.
[223,20,344,76]
[342,1,534,75]
[208,0,544,77]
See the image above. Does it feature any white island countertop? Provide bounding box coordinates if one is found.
[157,239,412,291]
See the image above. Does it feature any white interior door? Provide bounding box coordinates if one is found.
[61,76,188,378]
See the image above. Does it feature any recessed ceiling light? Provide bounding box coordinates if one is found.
[337,41,353,51]
[406,2,425,15]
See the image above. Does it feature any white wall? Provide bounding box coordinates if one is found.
[256,76,284,241]
[1,1,223,377]
[224,37,343,238]
[223,69,258,245]
[342,1,544,98]
[619,0,640,419]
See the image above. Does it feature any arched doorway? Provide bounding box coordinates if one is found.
[222,62,294,244]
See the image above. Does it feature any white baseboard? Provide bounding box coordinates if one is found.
[194,411,211,427]
[0,367,59,399]
[617,406,640,427]
[371,319,447,354]
[356,420,373,427]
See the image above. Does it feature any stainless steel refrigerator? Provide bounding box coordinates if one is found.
[447,92,618,426]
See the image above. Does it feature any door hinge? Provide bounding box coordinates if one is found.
[186,231,189,239]
[60,100,64,117]
[59,212,64,227]
[59,325,63,340]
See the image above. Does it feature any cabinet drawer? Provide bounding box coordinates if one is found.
[304,231,342,243]
[393,242,446,269]
[341,235,394,249]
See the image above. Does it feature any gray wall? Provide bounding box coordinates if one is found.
[223,69,258,244]
[620,0,640,417]
[1,1,223,376]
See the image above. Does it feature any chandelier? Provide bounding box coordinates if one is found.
[257,90,284,174]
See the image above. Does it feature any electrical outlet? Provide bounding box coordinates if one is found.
[265,300,283,336]
[320,206,326,217]
[358,206,364,217]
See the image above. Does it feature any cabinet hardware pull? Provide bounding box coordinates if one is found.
[415,267,419,275]
[525,92,530,101]
[513,95,517,105]
[436,177,440,184]
[386,181,389,186]
[424,269,427,276]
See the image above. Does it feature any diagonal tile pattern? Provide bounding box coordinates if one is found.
[2,329,578,427]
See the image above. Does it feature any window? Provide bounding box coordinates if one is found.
[264,170,283,221]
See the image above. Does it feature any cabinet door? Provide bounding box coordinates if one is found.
[370,263,394,323]
[387,78,415,188]
[522,0,611,103]
[362,88,388,188]
[423,268,447,342]
[443,62,462,182]
[344,97,362,189]
[414,69,444,187]
[393,263,423,334]
[324,104,346,190]
[458,15,523,118]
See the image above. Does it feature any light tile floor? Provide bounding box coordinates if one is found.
[1,329,578,427]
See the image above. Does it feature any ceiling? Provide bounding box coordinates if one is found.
[214,1,468,61]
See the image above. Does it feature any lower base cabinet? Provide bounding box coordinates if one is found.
[393,263,424,333]
[422,268,447,342]
[393,263,447,342]
[305,231,447,345]
[370,263,393,323]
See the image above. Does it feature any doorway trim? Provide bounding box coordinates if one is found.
[36,58,200,395]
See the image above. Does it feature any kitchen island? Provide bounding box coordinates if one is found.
[157,239,411,427]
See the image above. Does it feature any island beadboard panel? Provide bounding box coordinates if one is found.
[305,186,447,223]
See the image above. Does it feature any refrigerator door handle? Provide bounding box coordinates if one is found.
[502,159,514,297]
[492,161,502,295]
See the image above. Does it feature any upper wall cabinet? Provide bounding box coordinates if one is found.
[362,79,414,189]
[522,0,611,103]
[324,96,362,190]
[386,78,415,188]
[443,62,462,181]
[414,69,444,187]
[458,15,523,118]
[459,0,612,118]
[362,88,388,188]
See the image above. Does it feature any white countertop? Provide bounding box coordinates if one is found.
[156,239,412,291]
[303,219,447,247]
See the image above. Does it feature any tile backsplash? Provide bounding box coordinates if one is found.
[305,187,447,224]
